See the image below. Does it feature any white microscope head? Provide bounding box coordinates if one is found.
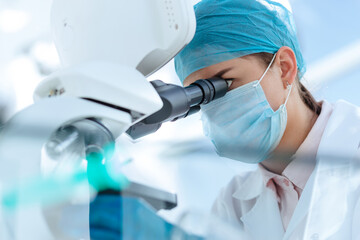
[51,0,196,76]
[34,0,196,131]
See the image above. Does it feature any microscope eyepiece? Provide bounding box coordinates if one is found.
[126,77,229,139]
[185,77,228,106]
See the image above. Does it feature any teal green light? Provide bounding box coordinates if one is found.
[1,142,130,210]
[86,150,129,191]
[1,170,88,210]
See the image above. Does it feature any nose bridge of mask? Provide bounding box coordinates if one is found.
[254,52,292,108]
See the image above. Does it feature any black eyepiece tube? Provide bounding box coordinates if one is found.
[207,77,230,101]
[185,77,228,106]
[182,85,203,107]
[126,77,229,139]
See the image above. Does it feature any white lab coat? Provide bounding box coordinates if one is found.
[212,100,360,240]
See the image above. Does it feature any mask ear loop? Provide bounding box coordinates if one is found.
[254,52,277,87]
[284,83,292,106]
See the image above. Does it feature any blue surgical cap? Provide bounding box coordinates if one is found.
[174,0,306,84]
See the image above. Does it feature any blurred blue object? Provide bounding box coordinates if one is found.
[89,195,203,240]
[174,0,306,83]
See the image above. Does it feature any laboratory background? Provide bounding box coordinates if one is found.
[0,0,360,238]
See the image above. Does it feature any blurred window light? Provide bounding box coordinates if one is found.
[0,9,30,33]
[6,56,41,111]
[32,42,59,66]
[303,39,360,92]
[30,41,60,74]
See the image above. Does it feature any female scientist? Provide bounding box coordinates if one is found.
[174,0,360,239]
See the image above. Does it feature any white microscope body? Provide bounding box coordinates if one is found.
[0,1,196,239]
[35,0,196,137]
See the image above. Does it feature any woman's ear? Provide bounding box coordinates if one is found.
[275,46,298,89]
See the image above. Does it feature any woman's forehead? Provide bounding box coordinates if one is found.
[183,55,258,86]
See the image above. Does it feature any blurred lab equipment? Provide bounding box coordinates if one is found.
[89,194,178,240]
[0,79,16,125]
[89,194,246,240]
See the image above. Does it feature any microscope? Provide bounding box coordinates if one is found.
[0,0,229,238]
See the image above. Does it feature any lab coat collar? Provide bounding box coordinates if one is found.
[231,168,286,238]
[232,168,264,201]
[241,187,285,239]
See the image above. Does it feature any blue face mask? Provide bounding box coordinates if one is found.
[200,54,292,163]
